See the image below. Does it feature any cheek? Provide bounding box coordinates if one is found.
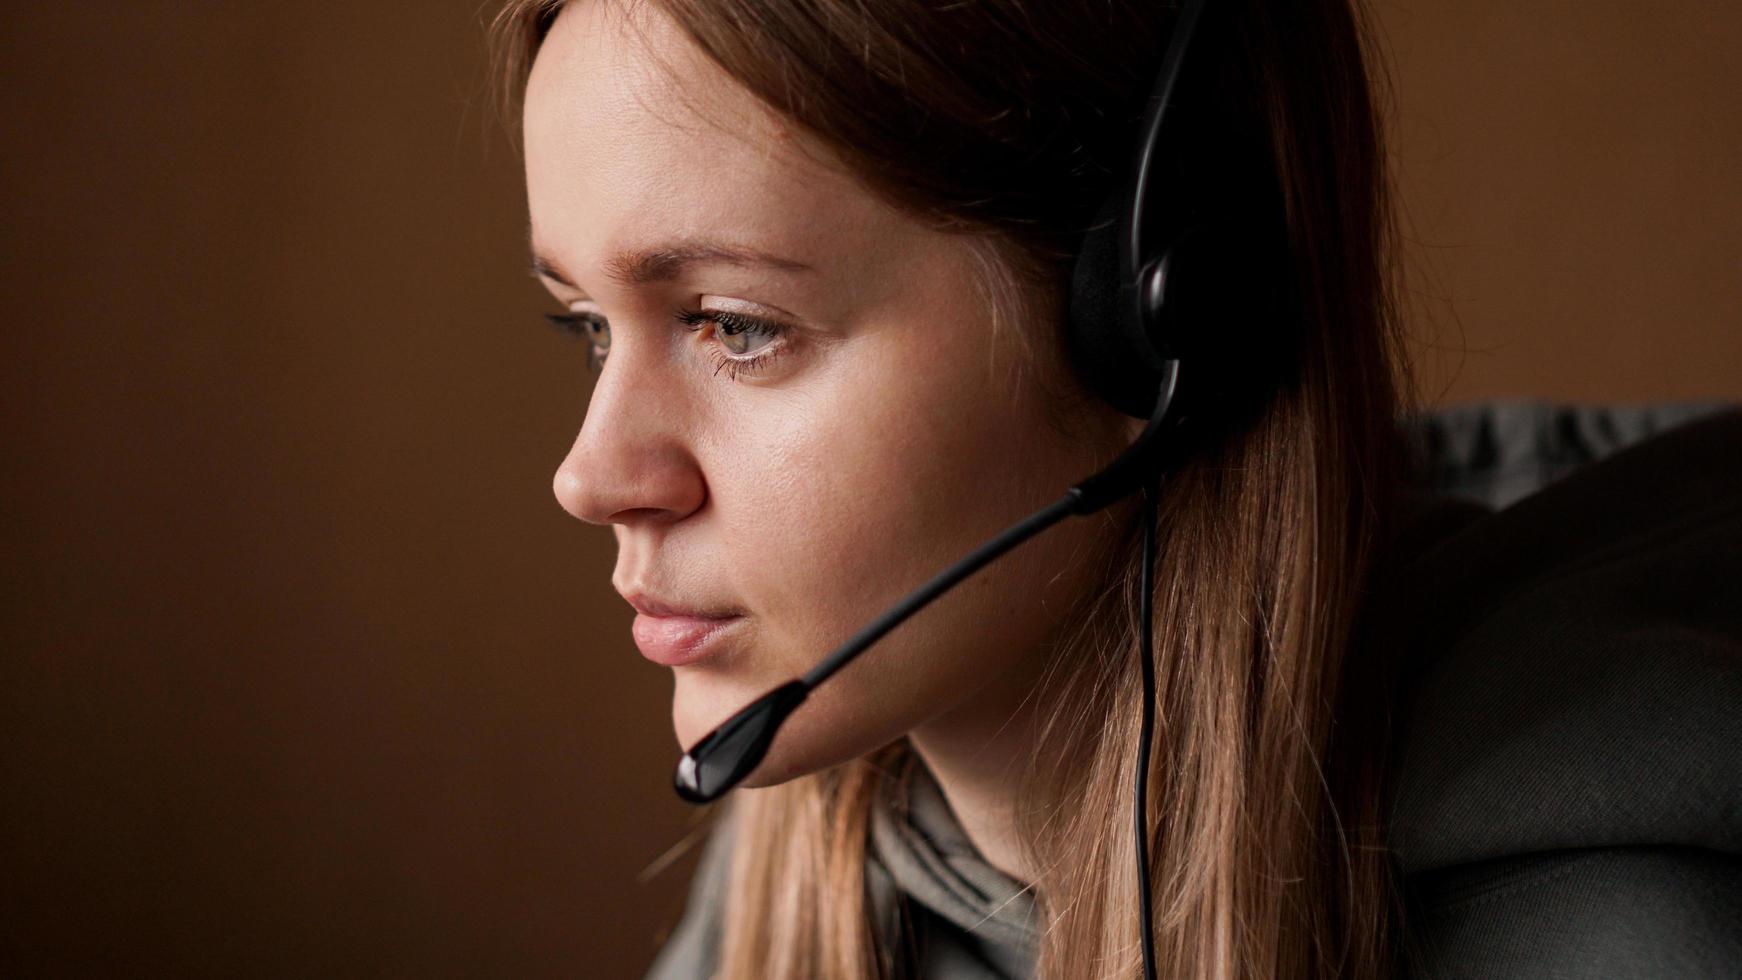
[677,310,1111,763]
[710,323,1048,645]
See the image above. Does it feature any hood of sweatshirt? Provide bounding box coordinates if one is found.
[866,759,1037,979]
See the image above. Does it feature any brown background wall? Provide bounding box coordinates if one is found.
[1,2,1736,977]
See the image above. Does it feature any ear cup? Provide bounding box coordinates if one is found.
[1067,177,1291,424]
[1066,194,1178,419]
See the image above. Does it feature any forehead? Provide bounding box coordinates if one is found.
[522,2,878,279]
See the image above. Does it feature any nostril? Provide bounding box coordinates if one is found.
[609,506,675,525]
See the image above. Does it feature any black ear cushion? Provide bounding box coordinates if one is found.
[1067,196,1174,419]
[1068,218,1294,424]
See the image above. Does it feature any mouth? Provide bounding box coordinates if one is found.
[630,612,744,666]
[620,591,745,667]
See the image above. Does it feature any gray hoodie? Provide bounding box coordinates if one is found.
[646,757,1035,979]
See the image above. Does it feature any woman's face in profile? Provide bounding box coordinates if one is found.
[523,1,1131,784]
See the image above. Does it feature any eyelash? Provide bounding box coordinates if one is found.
[543,307,791,382]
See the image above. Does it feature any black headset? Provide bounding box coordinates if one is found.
[669,0,1256,975]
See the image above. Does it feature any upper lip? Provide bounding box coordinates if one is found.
[619,590,741,620]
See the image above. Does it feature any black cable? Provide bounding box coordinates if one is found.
[1135,477,1159,980]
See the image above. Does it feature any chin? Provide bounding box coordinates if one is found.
[668,668,894,791]
[668,666,780,755]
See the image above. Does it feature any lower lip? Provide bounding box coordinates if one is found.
[631,613,743,666]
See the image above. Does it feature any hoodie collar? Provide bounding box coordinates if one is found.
[866,757,1039,977]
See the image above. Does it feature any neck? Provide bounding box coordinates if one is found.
[905,663,1048,886]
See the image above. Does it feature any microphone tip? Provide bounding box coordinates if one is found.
[673,752,713,804]
[669,680,809,806]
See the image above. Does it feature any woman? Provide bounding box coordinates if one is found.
[491,0,1742,977]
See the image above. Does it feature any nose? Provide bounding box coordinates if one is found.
[552,355,707,527]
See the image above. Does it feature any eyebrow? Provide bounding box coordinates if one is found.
[529,236,815,290]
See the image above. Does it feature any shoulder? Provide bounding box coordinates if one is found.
[1400,845,1742,979]
[1385,407,1742,976]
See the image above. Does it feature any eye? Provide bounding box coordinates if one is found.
[678,308,783,356]
[545,308,611,371]
[675,307,792,382]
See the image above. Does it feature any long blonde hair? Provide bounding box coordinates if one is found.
[493,0,1413,976]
